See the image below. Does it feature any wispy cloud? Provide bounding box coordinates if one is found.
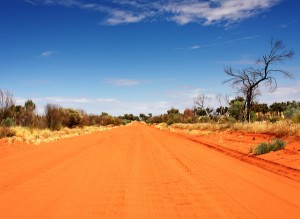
[190,45,200,50]
[186,35,259,51]
[40,50,56,57]
[260,81,300,104]
[162,0,280,25]
[26,0,281,26]
[16,97,116,104]
[102,10,147,25]
[225,35,259,43]
[15,96,174,115]
[279,20,298,28]
[165,86,230,111]
[96,98,117,102]
[45,97,92,103]
[108,79,141,86]
[24,0,37,5]
[46,97,117,104]
[15,96,118,114]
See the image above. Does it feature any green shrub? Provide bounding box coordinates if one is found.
[269,138,286,151]
[45,104,64,130]
[199,116,211,123]
[254,142,269,155]
[284,103,300,119]
[0,127,16,138]
[63,108,82,128]
[254,138,286,155]
[167,118,175,125]
[1,118,15,127]
[250,111,257,122]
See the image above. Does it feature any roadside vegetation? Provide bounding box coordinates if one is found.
[7,126,113,145]
[1,39,298,153]
[148,39,297,155]
[0,89,133,144]
[251,138,286,155]
[154,120,300,137]
[144,98,300,137]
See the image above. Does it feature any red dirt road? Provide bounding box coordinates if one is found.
[0,123,300,218]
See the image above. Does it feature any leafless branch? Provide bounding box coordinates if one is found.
[223,39,294,122]
[194,94,210,117]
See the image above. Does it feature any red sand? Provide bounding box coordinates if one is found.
[170,129,300,170]
[0,123,300,218]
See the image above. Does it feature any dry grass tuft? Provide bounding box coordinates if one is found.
[156,121,300,137]
[6,126,115,145]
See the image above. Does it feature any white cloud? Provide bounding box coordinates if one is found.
[96,98,117,102]
[260,81,300,104]
[166,86,227,111]
[41,50,56,57]
[16,96,116,104]
[24,0,37,5]
[187,35,259,51]
[15,96,173,116]
[27,0,281,26]
[45,97,91,103]
[279,20,298,29]
[108,79,141,86]
[15,98,30,105]
[162,0,280,25]
[15,96,118,114]
[103,10,146,25]
[190,45,200,50]
[225,35,259,43]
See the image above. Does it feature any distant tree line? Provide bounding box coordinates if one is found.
[0,89,131,132]
[1,88,300,138]
[142,97,300,125]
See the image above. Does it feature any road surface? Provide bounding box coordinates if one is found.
[0,123,300,218]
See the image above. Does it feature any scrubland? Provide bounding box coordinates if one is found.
[5,126,114,145]
[155,120,300,137]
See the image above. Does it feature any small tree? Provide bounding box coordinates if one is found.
[63,108,82,128]
[228,97,245,121]
[0,89,15,124]
[166,108,181,125]
[194,94,211,117]
[45,104,64,130]
[223,39,294,122]
[216,94,230,116]
[284,101,300,120]
[139,113,148,122]
[183,108,194,123]
[24,100,36,127]
[270,102,287,118]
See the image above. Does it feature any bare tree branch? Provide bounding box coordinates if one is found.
[193,94,210,117]
[223,39,294,122]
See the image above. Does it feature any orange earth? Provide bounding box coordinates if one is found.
[168,128,300,170]
[0,123,300,218]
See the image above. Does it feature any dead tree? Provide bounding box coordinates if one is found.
[0,89,15,122]
[194,94,210,117]
[216,94,230,117]
[223,39,294,122]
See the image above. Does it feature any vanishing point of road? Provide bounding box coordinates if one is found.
[0,123,300,218]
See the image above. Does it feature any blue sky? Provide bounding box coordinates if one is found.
[1,0,300,115]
